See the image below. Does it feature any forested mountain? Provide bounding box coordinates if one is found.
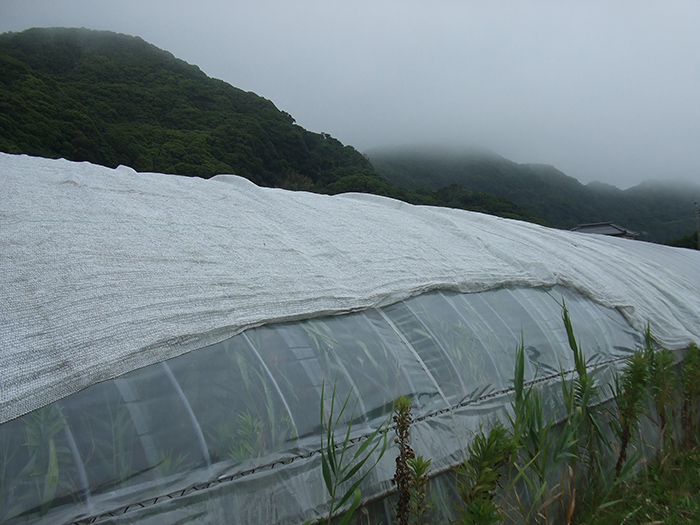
[0,27,544,225]
[0,27,373,187]
[2,28,696,241]
[368,146,700,243]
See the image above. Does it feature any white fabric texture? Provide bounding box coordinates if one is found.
[2,152,699,424]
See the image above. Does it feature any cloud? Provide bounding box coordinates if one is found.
[1,0,699,188]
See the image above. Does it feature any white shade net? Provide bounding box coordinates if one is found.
[2,152,699,425]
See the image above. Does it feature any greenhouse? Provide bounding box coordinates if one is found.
[1,152,699,524]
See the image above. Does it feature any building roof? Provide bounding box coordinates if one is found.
[572,221,639,238]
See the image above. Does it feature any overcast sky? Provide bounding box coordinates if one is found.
[2,0,699,189]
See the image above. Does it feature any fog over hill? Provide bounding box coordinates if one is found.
[0,27,697,244]
[3,1,699,189]
[367,145,700,243]
[0,27,545,225]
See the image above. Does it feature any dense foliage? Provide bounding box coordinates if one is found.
[666,231,699,250]
[368,146,700,243]
[0,27,546,225]
[0,27,375,187]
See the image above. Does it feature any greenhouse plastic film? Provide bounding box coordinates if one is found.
[1,285,649,523]
[2,153,700,423]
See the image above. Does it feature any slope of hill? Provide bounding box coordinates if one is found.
[0,27,376,188]
[0,27,546,225]
[368,145,700,243]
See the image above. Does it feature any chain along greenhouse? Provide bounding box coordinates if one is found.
[1,152,699,524]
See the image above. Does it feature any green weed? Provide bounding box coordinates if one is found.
[452,423,515,525]
[307,381,388,525]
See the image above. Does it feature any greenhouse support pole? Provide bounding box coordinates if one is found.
[160,362,212,468]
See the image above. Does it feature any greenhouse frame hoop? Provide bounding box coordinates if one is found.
[67,352,642,525]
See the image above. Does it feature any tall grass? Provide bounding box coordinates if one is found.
[306,381,388,525]
[645,324,677,453]
[506,341,575,523]
[455,305,699,524]
[611,350,648,477]
[305,308,699,524]
[681,343,700,450]
[453,423,514,524]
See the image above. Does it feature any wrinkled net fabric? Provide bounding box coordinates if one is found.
[2,152,699,424]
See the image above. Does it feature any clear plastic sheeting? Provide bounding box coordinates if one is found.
[0,286,642,524]
[2,153,700,425]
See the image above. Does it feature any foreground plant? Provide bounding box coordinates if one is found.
[508,341,575,524]
[453,422,514,525]
[308,381,388,525]
[581,446,700,524]
[611,350,648,476]
[392,396,432,525]
[681,343,700,449]
[560,301,613,517]
[393,396,415,525]
[407,455,432,524]
[644,325,676,453]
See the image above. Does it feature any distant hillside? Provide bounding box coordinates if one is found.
[0,27,545,225]
[368,145,700,243]
[0,27,378,188]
